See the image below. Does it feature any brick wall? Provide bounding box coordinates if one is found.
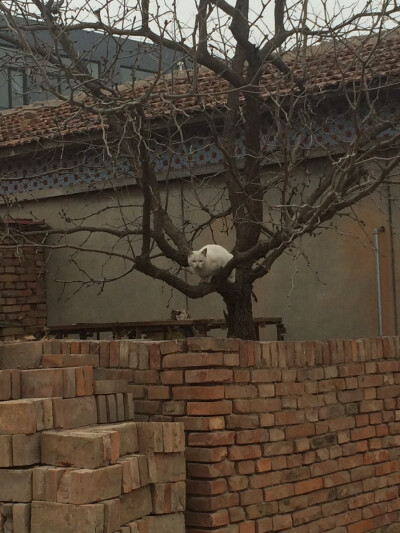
[78,336,399,533]
[0,225,47,340]
[1,336,399,532]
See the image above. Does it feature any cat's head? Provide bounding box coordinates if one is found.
[188,248,207,271]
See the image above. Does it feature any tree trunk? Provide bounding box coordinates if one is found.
[223,280,257,340]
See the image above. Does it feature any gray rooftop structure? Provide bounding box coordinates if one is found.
[0,19,182,109]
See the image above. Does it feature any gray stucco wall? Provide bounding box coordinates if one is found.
[6,173,398,341]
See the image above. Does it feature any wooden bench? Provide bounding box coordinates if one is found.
[47,317,286,341]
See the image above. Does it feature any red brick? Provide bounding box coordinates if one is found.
[234,399,281,413]
[0,468,33,502]
[0,430,13,466]
[351,426,376,441]
[164,352,224,368]
[52,396,97,429]
[239,522,255,533]
[189,492,239,512]
[234,370,251,382]
[12,433,40,466]
[348,492,375,509]
[98,342,110,367]
[250,369,281,383]
[226,414,259,429]
[274,410,304,425]
[21,368,63,398]
[363,450,388,464]
[376,459,400,475]
[136,421,163,452]
[240,488,263,505]
[31,501,105,532]
[173,386,225,400]
[180,416,225,431]
[188,431,235,447]
[134,400,161,415]
[237,460,256,475]
[224,353,240,366]
[57,464,122,504]
[338,455,363,470]
[265,483,294,501]
[187,479,227,495]
[264,441,294,456]
[41,429,120,468]
[75,367,87,396]
[286,423,315,439]
[148,386,171,400]
[295,477,323,495]
[161,371,183,384]
[185,369,233,383]
[292,505,322,527]
[272,514,292,531]
[256,458,272,472]
[148,452,185,483]
[187,461,235,479]
[149,344,161,369]
[374,486,398,503]
[310,460,339,477]
[228,475,249,491]
[323,471,351,487]
[186,447,228,463]
[0,400,37,434]
[187,337,239,352]
[256,517,273,532]
[247,500,278,520]
[187,401,232,416]
[229,445,261,461]
[249,471,282,489]
[133,370,160,384]
[275,382,304,395]
[185,509,229,528]
[225,385,258,398]
[0,370,12,400]
[120,485,152,525]
[260,413,274,427]
[236,429,268,444]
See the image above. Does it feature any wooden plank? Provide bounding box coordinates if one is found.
[47,316,285,341]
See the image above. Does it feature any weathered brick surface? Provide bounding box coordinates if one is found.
[30,501,105,533]
[0,235,46,341]
[0,468,33,502]
[0,337,186,533]
[2,336,400,532]
[98,336,400,533]
[41,428,119,469]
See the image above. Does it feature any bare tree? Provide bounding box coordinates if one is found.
[1,0,400,339]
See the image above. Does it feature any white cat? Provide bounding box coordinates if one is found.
[188,244,235,283]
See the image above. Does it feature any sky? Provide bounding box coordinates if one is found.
[16,0,400,48]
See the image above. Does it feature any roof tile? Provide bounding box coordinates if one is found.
[1,34,400,149]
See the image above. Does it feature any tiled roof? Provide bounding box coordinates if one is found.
[1,32,400,149]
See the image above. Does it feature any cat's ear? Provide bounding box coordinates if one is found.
[201,248,208,257]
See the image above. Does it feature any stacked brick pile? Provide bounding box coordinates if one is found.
[62,335,399,533]
[0,340,186,533]
[0,222,47,340]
